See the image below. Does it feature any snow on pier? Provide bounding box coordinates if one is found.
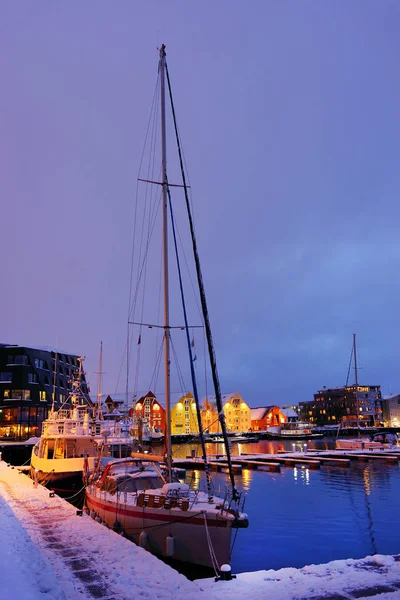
[2,459,400,599]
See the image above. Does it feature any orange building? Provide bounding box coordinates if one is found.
[250,406,287,431]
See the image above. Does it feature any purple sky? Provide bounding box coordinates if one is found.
[2,1,400,406]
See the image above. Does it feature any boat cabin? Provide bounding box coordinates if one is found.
[98,459,165,495]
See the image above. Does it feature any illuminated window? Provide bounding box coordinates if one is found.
[40,391,46,402]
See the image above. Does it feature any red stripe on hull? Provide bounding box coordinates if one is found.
[87,493,230,528]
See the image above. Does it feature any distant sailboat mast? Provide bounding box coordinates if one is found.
[353,333,360,437]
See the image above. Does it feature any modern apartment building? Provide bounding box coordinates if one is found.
[0,343,90,440]
[299,385,383,426]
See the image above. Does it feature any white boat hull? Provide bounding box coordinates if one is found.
[335,439,394,450]
[85,487,234,569]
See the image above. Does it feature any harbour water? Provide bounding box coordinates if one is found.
[175,439,400,574]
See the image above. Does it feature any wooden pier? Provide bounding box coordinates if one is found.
[175,449,400,473]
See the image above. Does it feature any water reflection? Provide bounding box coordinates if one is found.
[241,468,253,491]
[172,437,336,459]
[293,466,310,485]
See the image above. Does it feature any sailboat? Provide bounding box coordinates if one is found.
[85,45,248,573]
[336,335,398,450]
[30,356,133,486]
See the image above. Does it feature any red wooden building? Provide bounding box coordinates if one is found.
[130,391,165,434]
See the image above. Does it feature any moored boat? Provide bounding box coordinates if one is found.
[336,431,399,450]
[85,45,248,573]
[30,358,133,485]
[266,422,324,440]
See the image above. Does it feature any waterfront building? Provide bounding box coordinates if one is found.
[133,391,165,435]
[170,393,199,435]
[250,406,287,431]
[104,395,125,414]
[0,343,90,440]
[381,395,400,427]
[201,393,251,433]
[299,385,383,426]
[281,407,299,422]
[282,404,300,417]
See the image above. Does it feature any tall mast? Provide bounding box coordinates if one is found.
[159,44,172,481]
[353,333,360,437]
[96,341,103,418]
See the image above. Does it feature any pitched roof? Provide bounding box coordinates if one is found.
[201,393,242,406]
[282,408,297,418]
[250,406,277,420]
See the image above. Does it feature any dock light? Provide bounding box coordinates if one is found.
[76,509,83,517]
[49,491,55,498]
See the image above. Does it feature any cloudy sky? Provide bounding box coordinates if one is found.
[1,1,400,406]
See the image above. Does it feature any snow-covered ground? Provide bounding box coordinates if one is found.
[1,459,400,600]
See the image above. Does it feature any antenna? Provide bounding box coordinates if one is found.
[96,341,104,418]
[51,350,58,412]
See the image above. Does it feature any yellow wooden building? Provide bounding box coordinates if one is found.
[170,393,200,435]
[201,393,251,433]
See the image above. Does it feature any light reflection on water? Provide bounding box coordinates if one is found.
[174,439,400,574]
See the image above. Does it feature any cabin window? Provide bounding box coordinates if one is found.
[54,439,65,459]
[117,476,164,493]
[65,441,76,458]
[45,440,55,459]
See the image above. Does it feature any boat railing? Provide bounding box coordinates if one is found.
[42,419,91,436]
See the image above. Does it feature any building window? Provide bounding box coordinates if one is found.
[9,390,30,400]
[34,358,46,369]
[3,390,10,398]
[7,355,28,366]
[0,373,12,382]
[28,373,38,384]
[39,391,46,402]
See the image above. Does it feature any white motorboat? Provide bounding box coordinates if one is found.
[30,358,133,485]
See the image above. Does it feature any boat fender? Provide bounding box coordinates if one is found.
[113,520,122,533]
[166,535,174,557]
[90,509,96,520]
[218,564,236,582]
[95,515,102,524]
[139,530,148,548]
[83,506,90,515]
